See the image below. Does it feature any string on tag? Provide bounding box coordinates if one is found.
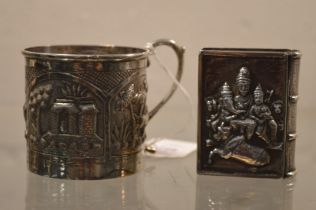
[148,45,194,135]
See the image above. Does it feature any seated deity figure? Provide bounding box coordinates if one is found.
[207,83,270,166]
[230,67,256,140]
[249,85,278,147]
[208,82,243,142]
[207,68,274,167]
[234,67,253,111]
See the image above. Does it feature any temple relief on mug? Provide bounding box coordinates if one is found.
[24,82,103,157]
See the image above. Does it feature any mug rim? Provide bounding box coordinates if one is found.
[22,45,150,60]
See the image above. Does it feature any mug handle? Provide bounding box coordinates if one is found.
[147,39,185,120]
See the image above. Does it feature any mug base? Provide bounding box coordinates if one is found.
[27,150,142,180]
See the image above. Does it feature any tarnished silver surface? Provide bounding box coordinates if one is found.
[205,68,282,167]
[22,39,185,179]
[198,48,301,178]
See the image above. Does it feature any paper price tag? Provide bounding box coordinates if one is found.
[144,138,196,158]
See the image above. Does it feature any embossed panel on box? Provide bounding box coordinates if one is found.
[197,48,301,178]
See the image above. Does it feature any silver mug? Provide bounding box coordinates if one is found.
[22,39,184,179]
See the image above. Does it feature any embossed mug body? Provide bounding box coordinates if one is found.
[23,39,184,179]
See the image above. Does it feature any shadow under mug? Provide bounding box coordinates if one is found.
[22,39,185,179]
